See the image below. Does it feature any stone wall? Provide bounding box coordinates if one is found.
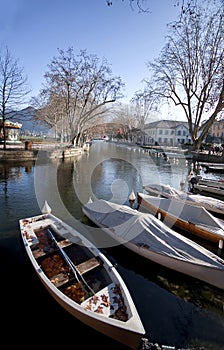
[0,150,38,161]
[0,147,83,162]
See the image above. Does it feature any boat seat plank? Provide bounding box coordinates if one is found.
[76,257,101,275]
[57,239,73,249]
[50,272,70,287]
[33,249,46,259]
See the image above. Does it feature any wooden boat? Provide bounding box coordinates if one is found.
[202,163,224,174]
[137,192,224,246]
[193,177,224,197]
[143,183,224,216]
[82,199,224,290]
[19,201,145,349]
[195,177,224,187]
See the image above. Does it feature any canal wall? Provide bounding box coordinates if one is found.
[0,149,39,161]
[0,145,83,162]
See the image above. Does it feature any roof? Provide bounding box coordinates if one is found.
[145,119,189,129]
[0,119,22,129]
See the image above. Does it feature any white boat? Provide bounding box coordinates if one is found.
[19,201,145,349]
[82,199,224,290]
[143,183,224,216]
[193,177,224,197]
[137,192,224,245]
[195,177,224,187]
[201,163,224,174]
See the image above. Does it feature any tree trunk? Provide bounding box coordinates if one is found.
[75,132,81,146]
[192,139,202,151]
[3,120,7,150]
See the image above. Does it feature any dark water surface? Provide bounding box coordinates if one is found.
[1,141,224,350]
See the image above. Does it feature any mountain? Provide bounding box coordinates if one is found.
[7,106,50,135]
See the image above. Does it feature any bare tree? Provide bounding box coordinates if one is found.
[107,103,138,140]
[131,89,157,129]
[31,91,67,141]
[39,47,124,146]
[106,0,151,12]
[0,47,30,149]
[141,1,224,150]
[106,0,208,13]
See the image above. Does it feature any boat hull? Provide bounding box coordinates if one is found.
[124,241,224,290]
[194,183,224,197]
[88,223,224,290]
[20,211,145,349]
[143,184,224,216]
[39,274,143,349]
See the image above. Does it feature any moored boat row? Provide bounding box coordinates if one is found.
[82,198,224,290]
[19,181,224,348]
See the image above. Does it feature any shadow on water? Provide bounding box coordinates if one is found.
[103,244,224,317]
[101,245,224,350]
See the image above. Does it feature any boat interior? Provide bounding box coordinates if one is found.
[32,225,112,302]
[21,218,130,321]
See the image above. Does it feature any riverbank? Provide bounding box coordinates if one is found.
[1,140,224,164]
[0,142,84,162]
[139,143,224,163]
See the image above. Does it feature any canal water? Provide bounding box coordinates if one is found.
[1,141,224,350]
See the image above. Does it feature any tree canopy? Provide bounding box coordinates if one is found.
[34,47,124,145]
[140,0,224,149]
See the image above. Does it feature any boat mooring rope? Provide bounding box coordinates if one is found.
[141,337,197,350]
[141,337,201,350]
[141,338,176,350]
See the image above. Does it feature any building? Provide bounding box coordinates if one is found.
[0,118,22,143]
[140,120,192,146]
[207,119,224,144]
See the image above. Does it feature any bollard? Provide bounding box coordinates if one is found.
[218,239,223,250]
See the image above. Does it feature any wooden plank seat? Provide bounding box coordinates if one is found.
[57,239,73,249]
[50,272,70,287]
[76,257,101,275]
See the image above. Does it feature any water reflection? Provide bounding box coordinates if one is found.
[90,158,142,203]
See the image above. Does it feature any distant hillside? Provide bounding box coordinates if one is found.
[7,106,50,135]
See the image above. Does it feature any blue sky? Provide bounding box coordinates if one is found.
[1,0,181,110]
